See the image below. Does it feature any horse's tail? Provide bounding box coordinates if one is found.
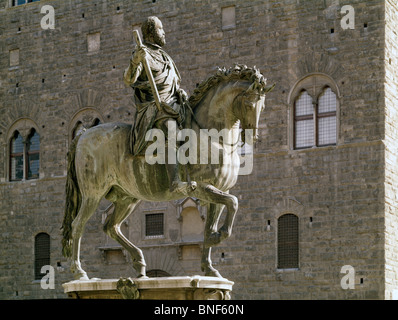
[61,134,83,258]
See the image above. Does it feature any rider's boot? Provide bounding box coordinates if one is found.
[166,162,196,196]
[165,143,196,195]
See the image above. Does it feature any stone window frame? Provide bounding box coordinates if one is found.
[6,118,41,182]
[287,73,341,150]
[145,213,165,238]
[141,206,168,241]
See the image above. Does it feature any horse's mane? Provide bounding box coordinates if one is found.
[188,64,271,108]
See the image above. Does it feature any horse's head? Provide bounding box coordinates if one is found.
[189,64,274,144]
[233,71,275,144]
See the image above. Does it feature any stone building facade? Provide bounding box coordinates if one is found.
[0,0,398,299]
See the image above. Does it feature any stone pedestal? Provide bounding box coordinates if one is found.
[62,276,234,300]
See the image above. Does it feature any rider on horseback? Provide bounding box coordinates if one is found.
[123,16,196,196]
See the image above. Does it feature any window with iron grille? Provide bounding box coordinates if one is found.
[293,87,337,149]
[145,213,164,237]
[34,233,50,280]
[277,214,299,269]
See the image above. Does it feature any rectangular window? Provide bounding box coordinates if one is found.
[277,214,299,269]
[145,213,164,237]
[222,5,236,30]
[9,49,19,67]
[87,32,101,52]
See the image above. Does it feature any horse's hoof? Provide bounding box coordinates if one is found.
[75,274,90,281]
[133,261,147,277]
[201,261,223,278]
[204,269,223,278]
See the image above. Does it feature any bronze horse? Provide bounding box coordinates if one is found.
[62,65,273,280]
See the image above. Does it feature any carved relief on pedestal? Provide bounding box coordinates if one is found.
[116,277,140,300]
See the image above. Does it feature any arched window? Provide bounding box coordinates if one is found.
[27,129,40,180]
[69,108,103,142]
[10,131,24,181]
[9,128,40,181]
[277,214,299,269]
[289,74,339,150]
[34,233,50,280]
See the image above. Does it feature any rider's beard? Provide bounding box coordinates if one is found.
[154,31,166,47]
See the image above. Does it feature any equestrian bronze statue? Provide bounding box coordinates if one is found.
[61,16,274,281]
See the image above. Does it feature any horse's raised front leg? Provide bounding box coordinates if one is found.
[103,197,146,277]
[200,185,238,247]
[192,183,238,278]
[71,196,101,281]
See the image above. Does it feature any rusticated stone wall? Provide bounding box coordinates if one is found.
[384,0,398,300]
[0,0,395,300]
